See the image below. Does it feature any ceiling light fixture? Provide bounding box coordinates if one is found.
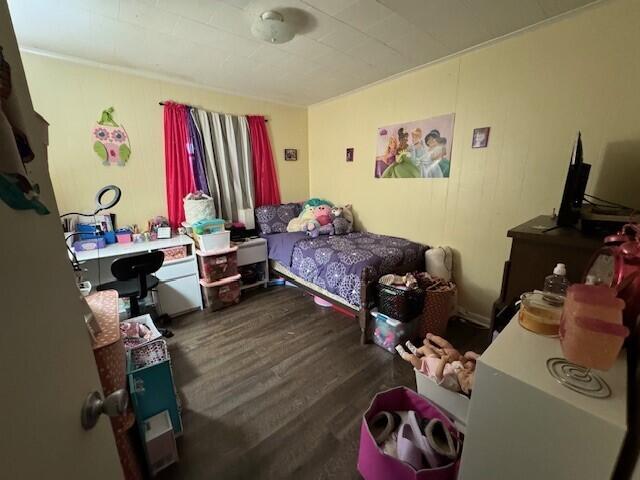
[251,10,295,44]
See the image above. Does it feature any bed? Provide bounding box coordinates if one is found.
[262,231,427,343]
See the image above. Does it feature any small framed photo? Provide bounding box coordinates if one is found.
[284,148,297,161]
[472,127,490,148]
[346,148,354,162]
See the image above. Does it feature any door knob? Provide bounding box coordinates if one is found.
[81,389,128,430]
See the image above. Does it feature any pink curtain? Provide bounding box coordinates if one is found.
[164,102,195,228]
[247,116,280,206]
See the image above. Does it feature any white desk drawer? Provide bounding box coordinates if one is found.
[237,242,267,266]
[156,275,202,316]
[156,258,197,281]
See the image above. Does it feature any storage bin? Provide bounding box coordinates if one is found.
[195,230,230,252]
[372,310,417,353]
[192,218,225,235]
[200,274,241,311]
[377,284,424,322]
[73,237,106,251]
[419,286,457,337]
[121,313,162,350]
[116,229,133,243]
[196,246,238,283]
[358,387,460,480]
[414,369,469,433]
[127,340,182,436]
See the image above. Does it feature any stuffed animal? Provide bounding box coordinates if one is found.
[395,334,478,395]
[307,223,334,238]
[305,205,335,237]
[287,204,315,232]
[331,205,354,235]
[379,273,418,289]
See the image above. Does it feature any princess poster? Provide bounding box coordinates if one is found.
[375,113,455,178]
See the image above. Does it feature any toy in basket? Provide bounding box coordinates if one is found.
[395,334,479,396]
[372,310,417,353]
[377,273,424,322]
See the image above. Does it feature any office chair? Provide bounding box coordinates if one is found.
[97,251,165,317]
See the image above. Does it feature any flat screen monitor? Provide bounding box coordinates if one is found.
[557,132,591,227]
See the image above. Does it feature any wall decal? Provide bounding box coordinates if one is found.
[472,127,490,148]
[92,107,131,166]
[375,113,455,178]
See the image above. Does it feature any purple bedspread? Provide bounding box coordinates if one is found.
[264,232,425,308]
[263,231,308,265]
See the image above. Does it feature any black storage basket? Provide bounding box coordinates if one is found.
[377,283,424,322]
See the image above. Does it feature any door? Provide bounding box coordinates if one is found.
[0,2,122,478]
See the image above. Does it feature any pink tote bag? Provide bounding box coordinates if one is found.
[357,387,460,480]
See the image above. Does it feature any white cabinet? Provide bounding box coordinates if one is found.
[460,317,627,480]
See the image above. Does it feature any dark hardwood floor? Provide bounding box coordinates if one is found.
[158,286,487,480]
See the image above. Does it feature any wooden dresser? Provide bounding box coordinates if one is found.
[491,215,603,333]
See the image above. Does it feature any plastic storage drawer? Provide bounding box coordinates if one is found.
[200,274,241,311]
[196,247,238,283]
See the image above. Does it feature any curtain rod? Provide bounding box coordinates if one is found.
[158,101,268,122]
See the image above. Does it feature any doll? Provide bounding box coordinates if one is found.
[396,334,478,395]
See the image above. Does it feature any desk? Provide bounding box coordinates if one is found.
[76,236,203,317]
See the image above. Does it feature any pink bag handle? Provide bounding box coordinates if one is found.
[575,316,630,338]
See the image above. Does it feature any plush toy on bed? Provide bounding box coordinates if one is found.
[306,204,334,237]
[331,205,354,235]
[286,198,334,232]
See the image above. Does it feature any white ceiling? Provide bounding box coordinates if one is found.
[8,0,598,106]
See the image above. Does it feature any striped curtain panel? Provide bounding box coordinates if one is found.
[195,111,254,222]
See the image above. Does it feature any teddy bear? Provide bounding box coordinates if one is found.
[331,205,354,235]
[395,333,479,395]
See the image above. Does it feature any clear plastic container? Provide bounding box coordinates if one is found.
[372,311,416,353]
[519,291,563,336]
[560,284,628,370]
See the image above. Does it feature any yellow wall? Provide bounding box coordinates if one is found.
[22,53,309,227]
[308,0,640,318]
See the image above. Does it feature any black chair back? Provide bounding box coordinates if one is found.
[111,251,164,299]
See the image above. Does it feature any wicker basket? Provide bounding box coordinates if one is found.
[419,286,457,337]
[377,283,424,322]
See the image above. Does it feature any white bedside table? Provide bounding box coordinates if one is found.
[234,237,269,290]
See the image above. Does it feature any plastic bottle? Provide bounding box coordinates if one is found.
[543,263,569,304]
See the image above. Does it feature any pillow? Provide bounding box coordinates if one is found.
[255,203,301,234]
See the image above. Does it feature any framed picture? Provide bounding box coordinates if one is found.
[375,113,455,178]
[472,127,490,149]
[284,148,297,161]
[346,148,354,162]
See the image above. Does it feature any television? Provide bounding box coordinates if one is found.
[556,131,591,227]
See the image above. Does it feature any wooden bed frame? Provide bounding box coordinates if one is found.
[271,259,424,345]
[271,265,378,344]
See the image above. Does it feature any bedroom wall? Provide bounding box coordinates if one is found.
[21,53,309,227]
[308,0,640,320]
